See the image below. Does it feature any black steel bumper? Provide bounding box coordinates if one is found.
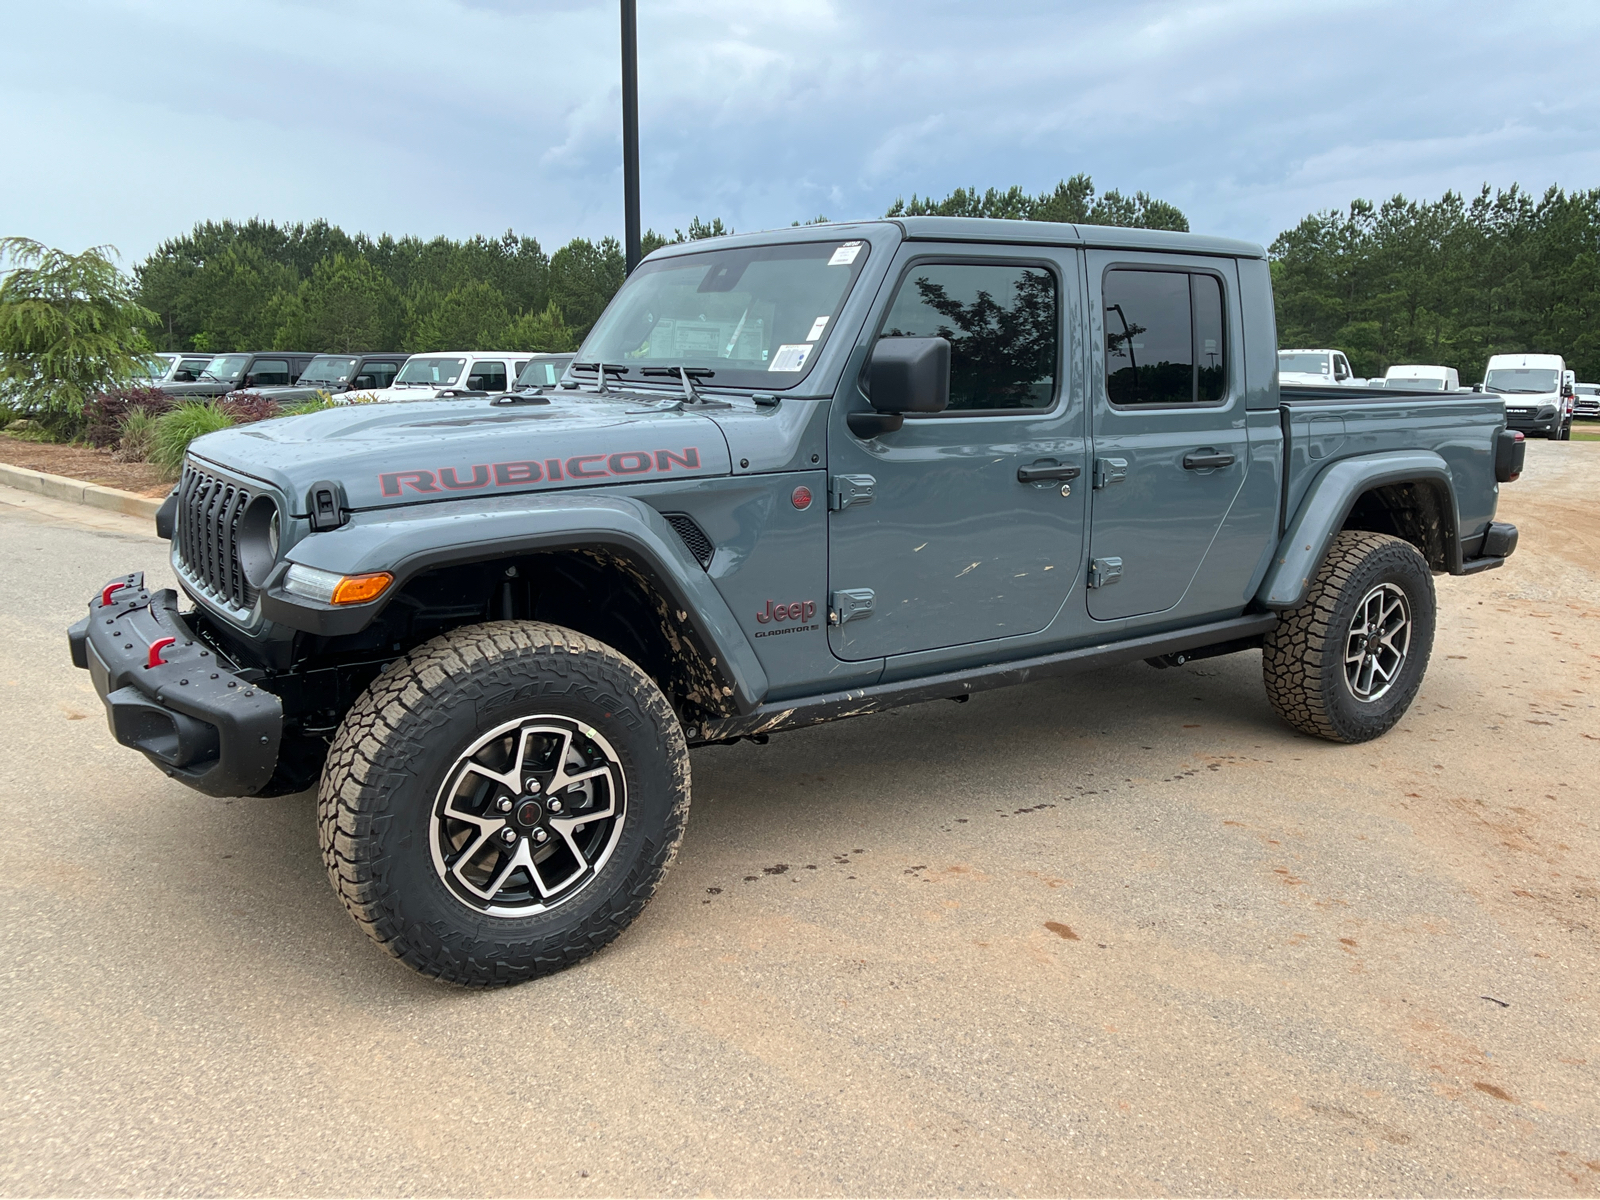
[68,573,283,797]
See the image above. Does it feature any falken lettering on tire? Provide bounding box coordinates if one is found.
[379,447,702,497]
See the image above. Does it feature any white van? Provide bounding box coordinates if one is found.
[1482,352,1572,440]
[350,351,535,403]
[1278,349,1366,386]
[1383,364,1460,392]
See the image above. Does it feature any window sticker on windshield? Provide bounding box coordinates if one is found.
[828,242,863,267]
[806,315,829,342]
[768,344,814,372]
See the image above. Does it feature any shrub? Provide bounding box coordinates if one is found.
[149,401,235,479]
[112,407,159,462]
[220,392,281,424]
[282,390,339,415]
[84,386,174,448]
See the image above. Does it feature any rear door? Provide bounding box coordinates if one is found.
[1086,252,1250,623]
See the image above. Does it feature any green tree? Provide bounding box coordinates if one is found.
[548,236,626,336]
[278,254,403,351]
[886,175,1189,232]
[503,300,578,352]
[0,237,154,420]
[407,280,513,351]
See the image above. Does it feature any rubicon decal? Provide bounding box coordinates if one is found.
[379,447,703,497]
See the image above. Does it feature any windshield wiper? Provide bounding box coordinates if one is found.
[640,366,729,407]
[570,362,629,393]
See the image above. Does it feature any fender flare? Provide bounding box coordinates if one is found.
[1257,450,1459,610]
[258,492,769,713]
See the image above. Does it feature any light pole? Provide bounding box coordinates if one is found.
[621,0,641,275]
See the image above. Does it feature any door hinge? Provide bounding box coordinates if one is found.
[1088,557,1123,588]
[829,474,876,511]
[1093,458,1128,489]
[829,588,876,625]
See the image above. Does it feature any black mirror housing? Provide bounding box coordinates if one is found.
[868,337,950,415]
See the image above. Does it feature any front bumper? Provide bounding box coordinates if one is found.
[68,573,282,797]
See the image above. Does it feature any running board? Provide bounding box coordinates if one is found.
[692,612,1279,744]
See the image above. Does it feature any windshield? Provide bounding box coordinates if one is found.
[1386,376,1446,391]
[515,357,571,388]
[200,354,250,381]
[137,356,168,381]
[395,357,466,386]
[578,238,872,387]
[297,355,359,386]
[1278,352,1330,375]
[1484,368,1559,394]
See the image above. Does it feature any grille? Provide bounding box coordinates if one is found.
[663,512,714,568]
[176,462,257,611]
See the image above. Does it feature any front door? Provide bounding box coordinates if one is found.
[1086,252,1250,622]
[826,249,1087,661]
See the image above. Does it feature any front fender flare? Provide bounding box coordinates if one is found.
[1257,450,1458,610]
[259,492,769,713]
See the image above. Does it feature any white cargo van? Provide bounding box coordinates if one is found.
[1482,353,1572,440]
[1383,364,1461,392]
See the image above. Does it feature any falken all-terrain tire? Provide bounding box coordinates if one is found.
[1262,530,1436,744]
[317,621,691,987]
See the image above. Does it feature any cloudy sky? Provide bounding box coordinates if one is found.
[5,0,1599,264]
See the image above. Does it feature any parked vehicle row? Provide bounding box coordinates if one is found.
[1280,348,1583,440]
[140,351,575,404]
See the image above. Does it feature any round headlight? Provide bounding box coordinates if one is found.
[237,496,281,588]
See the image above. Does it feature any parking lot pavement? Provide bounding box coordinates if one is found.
[1,442,1596,1198]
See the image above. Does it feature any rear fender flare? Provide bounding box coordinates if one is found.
[260,493,769,713]
[1258,451,1458,610]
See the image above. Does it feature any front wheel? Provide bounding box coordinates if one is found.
[318,622,691,986]
[1262,531,1436,743]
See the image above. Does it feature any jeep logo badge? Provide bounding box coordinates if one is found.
[755,599,817,625]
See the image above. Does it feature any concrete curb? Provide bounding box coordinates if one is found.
[0,461,164,520]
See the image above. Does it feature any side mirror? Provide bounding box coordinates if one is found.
[853,337,949,436]
[1472,383,1483,393]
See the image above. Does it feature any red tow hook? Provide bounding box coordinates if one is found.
[147,637,176,668]
[101,581,131,607]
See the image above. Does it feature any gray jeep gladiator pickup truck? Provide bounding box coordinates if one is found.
[68,218,1525,987]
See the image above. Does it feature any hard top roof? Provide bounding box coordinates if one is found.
[645,218,1265,261]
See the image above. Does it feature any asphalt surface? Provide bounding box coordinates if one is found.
[1,443,1597,1197]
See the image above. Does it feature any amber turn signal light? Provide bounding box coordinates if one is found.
[330,572,394,605]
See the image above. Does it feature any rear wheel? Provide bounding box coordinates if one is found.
[1262,531,1435,743]
[318,621,690,986]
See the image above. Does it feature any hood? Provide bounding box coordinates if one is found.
[185,391,733,515]
[160,379,234,396]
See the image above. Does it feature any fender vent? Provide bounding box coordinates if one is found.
[662,512,714,569]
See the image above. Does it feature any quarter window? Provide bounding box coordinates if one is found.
[879,262,1058,411]
[1104,270,1227,406]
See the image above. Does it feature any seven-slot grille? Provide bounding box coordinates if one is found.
[176,462,258,611]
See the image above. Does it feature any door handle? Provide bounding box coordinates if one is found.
[1182,450,1236,470]
[1017,460,1082,483]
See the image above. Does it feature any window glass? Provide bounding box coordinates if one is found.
[1484,368,1559,394]
[175,358,210,382]
[1105,271,1192,405]
[1194,274,1225,403]
[396,357,466,386]
[201,354,250,382]
[298,355,359,386]
[581,240,870,387]
[1104,270,1228,405]
[1279,352,1330,376]
[514,359,565,388]
[363,360,402,389]
[247,359,290,386]
[466,361,508,392]
[878,262,1057,411]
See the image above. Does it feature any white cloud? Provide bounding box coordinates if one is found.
[2,0,1597,260]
